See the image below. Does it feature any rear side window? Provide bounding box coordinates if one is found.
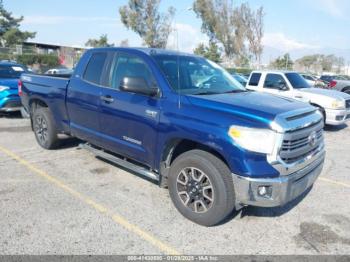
[83,52,107,85]
[248,73,261,86]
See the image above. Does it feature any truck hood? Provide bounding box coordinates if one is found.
[187,91,312,124]
[0,78,19,90]
[300,88,350,101]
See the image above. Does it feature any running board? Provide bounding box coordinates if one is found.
[80,143,159,182]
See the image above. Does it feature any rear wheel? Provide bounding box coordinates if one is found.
[168,149,235,226]
[33,107,59,149]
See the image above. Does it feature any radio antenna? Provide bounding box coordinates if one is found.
[174,7,192,109]
[176,27,181,109]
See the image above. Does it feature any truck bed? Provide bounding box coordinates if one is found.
[22,73,70,90]
[21,73,71,133]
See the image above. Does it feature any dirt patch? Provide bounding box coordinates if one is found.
[0,189,14,195]
[295,222,350,253]
[90,167,110,174]
[323,214,350,231]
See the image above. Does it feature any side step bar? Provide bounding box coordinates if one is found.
[80,143,159,182]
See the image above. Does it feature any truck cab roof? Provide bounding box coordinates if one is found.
[88,47,199,58]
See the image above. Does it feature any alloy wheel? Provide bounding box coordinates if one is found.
[176,167,214,213]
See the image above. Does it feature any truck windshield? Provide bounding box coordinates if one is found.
[152,54,246,95]
[285,73,310,89]
[0,65,26,79]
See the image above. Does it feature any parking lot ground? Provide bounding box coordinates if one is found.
[1,113,350,255]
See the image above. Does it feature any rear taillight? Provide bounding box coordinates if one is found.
[18,80,23,96]
[329,80,337,88]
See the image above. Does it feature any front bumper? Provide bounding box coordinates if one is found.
[0,96,22,112]
[325,108,350,125]
[233,150,325,207]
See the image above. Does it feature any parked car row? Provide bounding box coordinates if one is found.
[300,73,328,88]
[319,75,350,94]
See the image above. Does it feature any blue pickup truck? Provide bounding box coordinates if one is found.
[0,61,27,114]
[21,48,325,226]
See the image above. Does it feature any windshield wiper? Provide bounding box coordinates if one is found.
[223,89,248,94]
[194,91,222,95]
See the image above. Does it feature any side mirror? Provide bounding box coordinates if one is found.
[120,77,159,97]
[278,83,288,91]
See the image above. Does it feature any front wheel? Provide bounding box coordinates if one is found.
[168,150,235,226]
[32,107,59,149]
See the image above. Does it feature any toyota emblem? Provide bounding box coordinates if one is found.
[308,131,317,147]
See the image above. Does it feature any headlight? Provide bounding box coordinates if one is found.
[0,85,9,92]
[228,126,277,154]
[331,100,345,109]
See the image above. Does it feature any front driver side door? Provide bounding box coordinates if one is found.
[98,52,161,168]
[263,73,292,98]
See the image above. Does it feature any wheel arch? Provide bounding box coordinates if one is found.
[159,138,230,180]
[29,98,49,113]
[341,86,350,93]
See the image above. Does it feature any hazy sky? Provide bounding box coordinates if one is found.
[4,0,350,55]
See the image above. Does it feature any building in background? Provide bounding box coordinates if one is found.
[23,41,87,68]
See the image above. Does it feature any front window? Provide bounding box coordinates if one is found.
[264,74,288,90]
[152,54,245,95]
[285,73,310,89]
[0,65,26,79]
[109,53,156,90]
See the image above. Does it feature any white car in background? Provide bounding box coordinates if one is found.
[300,73,327,88]
[45,68,73,75]
[246,70,350,126]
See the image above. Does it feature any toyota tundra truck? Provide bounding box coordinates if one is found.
[20,48,325,226]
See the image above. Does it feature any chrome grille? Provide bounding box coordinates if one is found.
[280,120,324,164]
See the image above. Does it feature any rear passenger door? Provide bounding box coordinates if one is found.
[98,52,160,168]
[66,52,108,145]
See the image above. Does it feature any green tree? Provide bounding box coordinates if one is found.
[85,34,114,47]
[241,4,264,65]
[0,0,36,47]
[193,43,207,56]
[194,42,222,63]
[296,55,319,71]
[193,0,264,63]
[270,53,293,70]
[119,0,175,48]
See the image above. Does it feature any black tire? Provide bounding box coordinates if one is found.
[32,107,59,149]
[20,107,30,119]
[312,105,326,125]
[168,149,235,226]
[343,87,350,95]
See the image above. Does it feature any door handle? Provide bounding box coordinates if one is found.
[100,95,114,103]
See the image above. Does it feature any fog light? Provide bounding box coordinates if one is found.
[336,115,344,121]
[258,186,272,198]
